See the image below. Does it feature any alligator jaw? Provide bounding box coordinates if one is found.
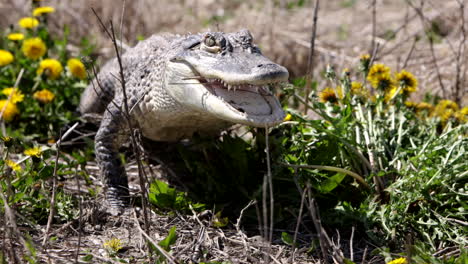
[195,77,286,127]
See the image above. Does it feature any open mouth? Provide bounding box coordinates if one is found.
[199,78,279,116]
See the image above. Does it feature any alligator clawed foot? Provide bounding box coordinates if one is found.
[105,187,131,216]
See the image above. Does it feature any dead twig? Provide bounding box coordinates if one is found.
[132,209,179,264]
[370,0,377,55]
[350,225,355,262]
[304,0,320,115]
[43,122,79,247]
[306,185,331,264]
[291,180,307,262]
[402,36,418,69]
[91,6,150,236]
[454,0,466,105]
[407,0,447,97]
[74,167,83,264]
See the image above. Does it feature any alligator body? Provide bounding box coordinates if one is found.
[79,29,289,208]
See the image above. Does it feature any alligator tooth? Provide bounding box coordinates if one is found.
[227,84,232,90]
[255,86,259,93]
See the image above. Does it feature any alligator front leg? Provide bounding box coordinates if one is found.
[95,103,131,209]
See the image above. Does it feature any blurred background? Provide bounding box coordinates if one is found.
[2,0,466,103]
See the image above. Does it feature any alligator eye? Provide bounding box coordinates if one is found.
[204,35,216,47]
[202,34,221,53]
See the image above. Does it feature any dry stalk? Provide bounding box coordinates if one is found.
[42,122,79,248]
[304,0,320,115]
[407,0,447,97]
[91,7,150,235]
[42,134,60,248]
[454,0,466,104]
[74,167,82,264]
[402,37,418,69]
[265,126,274,245]
[0,167,33,262]
[370,0,377,55]
[132,209,179,264]
[362,245,368,264]
[306,185,330,264]
[291,178,307,262]
[235,200,255,255]
[261,125,274,263]
[350,225,355,262]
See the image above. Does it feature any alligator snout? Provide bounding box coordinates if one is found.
[252,63,289,83]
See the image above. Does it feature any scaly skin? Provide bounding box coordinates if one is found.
[80,30,289,209]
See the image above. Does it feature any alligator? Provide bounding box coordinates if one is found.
[79,29,289,209]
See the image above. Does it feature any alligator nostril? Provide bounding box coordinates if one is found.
[257,64,263,67]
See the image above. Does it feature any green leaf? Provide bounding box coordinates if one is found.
[81,254,93,262]
[318,173,346,193]
[158,226,177,251]
[281,232,294,246]
[148,180,176,209]
[213,211,229,228]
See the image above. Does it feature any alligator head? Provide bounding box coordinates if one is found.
[165,29,288,127]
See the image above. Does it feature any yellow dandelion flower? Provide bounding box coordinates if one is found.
[404,101,417,109]
[359,54,371,72]
[37,59,63,80]
[1,136,12,142]
[24,146,42,158]
[454,110,467,123]
[436,100,459,111]
[454,106,468,123]
[2,88,24,103]
[1,136,13,147]
[367,63,391,89]
[384,86,402,102]
[18,17,39,29]
[350,81,370,98]
[360,54,370,60]
[416,102,434,113]
[7,33,25,41]
[0,50,14,66]
[460,106,468,115]
[67,58,87,79]
[395,70,418,94]
[0,100,19,122]
[375,73,396,92]
[22,38,47,60]
[5,160,21,172]
[103,238,123,252]
[434,99,459,121]
[319,87,342,104]
[33,89,55,103]
[386,257,407,264]
[284,113,292,121]
[33,6,55,16]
